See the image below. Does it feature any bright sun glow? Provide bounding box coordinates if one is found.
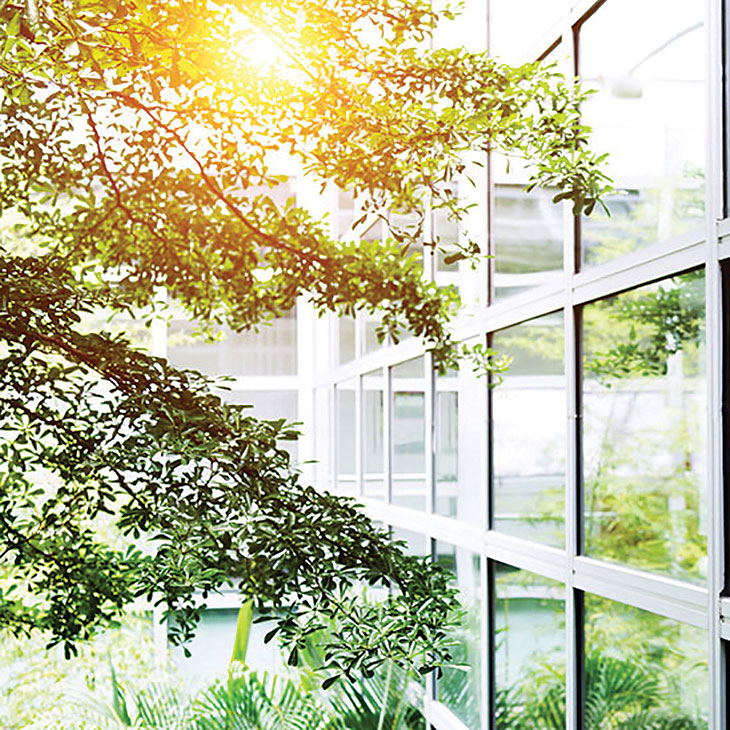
[226,14,288,72]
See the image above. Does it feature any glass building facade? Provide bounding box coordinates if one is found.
[312,1,728,728]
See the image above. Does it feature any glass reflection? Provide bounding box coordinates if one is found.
[580,0,705,266]
[492,155,563,302]
[336,379,357,496]
[363,368,386,500]
[338,316,356,365]
[584,594,708,729]
[494,563,564,729]
[335,188,357,239]
[392,357,427,510]
[492,312,565,546]
[434,182,461,289]
[582,271,706,582]
[390,526,431,559]
[435,377,458,517]
[436,541,482,730]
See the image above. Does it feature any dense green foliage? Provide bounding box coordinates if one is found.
[0,0,608,681]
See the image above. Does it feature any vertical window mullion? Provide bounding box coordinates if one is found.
[426,353,435,514]
[356,373,363,497]
[566,7,582,728]
[709,0,727,726]
[385,365,393,504]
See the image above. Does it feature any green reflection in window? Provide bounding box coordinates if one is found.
[436,541,482,730]
[494,563,565,729]
[584,594,708,729]
[582,270,706,582]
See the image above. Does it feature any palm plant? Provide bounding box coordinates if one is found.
[499,652,706,730]
[77,666,336,730]
[73,664,192,729]
[320,660,425,730]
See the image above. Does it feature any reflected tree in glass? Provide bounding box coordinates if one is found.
[582,270,706,582]
[436,541,482,730]
[494,563,565,730]
[583,594,708,729]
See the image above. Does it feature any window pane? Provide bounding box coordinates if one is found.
[392,357,427,510]
[338,316,356,364]
[167,312,297,376]
[336,188,357,239]
[363,368,385,500]
[435,379,458,517]
[580,0,705,266]
[582,271,706,581]
[336,379,357,496]
[492,154,563,303]
[436,541,482,730]
[492,312,565,546]
[584,594,708,728]
[434,182,461,289]
[494,563,565,729]
[435,367,483,524]
[225,390,297,421]
[174,607,286,685]
[364,317,382,354]
[389,526,431,559]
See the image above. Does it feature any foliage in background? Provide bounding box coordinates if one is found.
[582,271,706,581]
[0,614,158,729]
[496,652,706,730]
[76,661,426,730]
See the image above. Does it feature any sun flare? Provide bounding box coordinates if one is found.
[225,14,288,73]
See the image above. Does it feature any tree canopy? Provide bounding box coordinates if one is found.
[0,0,609,682]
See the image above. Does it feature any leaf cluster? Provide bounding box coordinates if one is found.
[0,253,460,679]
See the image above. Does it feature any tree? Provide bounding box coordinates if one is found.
[0,0,609,683]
